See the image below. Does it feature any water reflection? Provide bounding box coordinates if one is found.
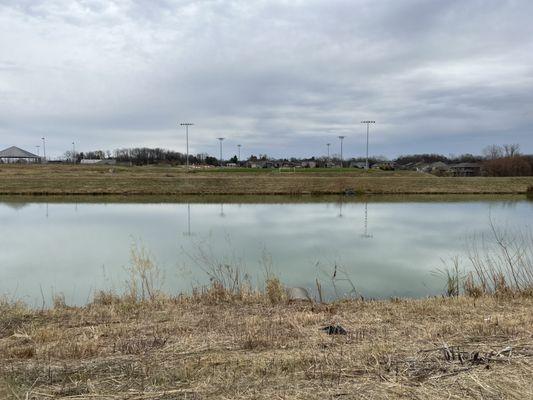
[183,203,194,237]
[361,203,373,239]
[0,198,531,305]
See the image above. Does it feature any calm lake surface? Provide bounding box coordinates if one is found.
[1,196,531,305]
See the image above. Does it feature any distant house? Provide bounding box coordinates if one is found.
[80,159,117,165]
[372,161,396,170]
[247,160,274,168]
[300,160,317,168]
[421,161,451,174]
[350,161,367,169]
[0,146,41,163]
[449,162,482,177]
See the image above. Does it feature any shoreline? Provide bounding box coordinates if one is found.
[0,193,530,204]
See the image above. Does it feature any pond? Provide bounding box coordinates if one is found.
[1,196,531,305]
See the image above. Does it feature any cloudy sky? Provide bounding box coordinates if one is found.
[1,0,532,159]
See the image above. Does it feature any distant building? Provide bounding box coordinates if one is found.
[247,160,274,168]
[415,161,451,174]
[372,161,396,170]
[80,159,117,165]
[300,160,317,168]
[350,161,367,169]
[0,146,41,163]
[449,162,482,177]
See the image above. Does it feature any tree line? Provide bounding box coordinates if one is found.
[72,143,532,176]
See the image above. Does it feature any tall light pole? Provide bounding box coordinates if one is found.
[361,121,375,170]
[72,142,76,163]
[41,137,46,161]
[326,143,331,165]
[338,136,345,168]
[237,144,241,162]
[180,123,193,170]
[36,145,40,157]
[217,137,225,167]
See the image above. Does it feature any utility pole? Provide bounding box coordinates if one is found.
[326,143,331,165]
[361,121,375,170]
[217,137,225,167]
[237,144,241,162]
[180,123,194,171]
[338,136,345,168]
[72,142,76,164]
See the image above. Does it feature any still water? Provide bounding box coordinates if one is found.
[1,197,531,305]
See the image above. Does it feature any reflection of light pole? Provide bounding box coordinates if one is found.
[180,123,193,171]
[237,144,241,162]
[220,203,225,217]
[361,202,373,238]
[41,137,46,161]
[217,137,225,167]
[338,136,345,168]
[338,202,343,218]
[361,121,375,170]
[183,203,195,237]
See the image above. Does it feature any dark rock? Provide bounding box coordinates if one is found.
[321,325,348,335]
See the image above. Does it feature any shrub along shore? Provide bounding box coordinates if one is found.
[1,164,533,195]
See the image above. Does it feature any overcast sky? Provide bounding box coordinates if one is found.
[1,0,532,159]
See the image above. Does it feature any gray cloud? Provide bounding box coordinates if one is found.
[1,0,532,158]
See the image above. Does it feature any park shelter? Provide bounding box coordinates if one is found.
[0,146,41,163]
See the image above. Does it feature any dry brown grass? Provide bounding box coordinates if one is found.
[1,164,532,195]
[1,290,532,400]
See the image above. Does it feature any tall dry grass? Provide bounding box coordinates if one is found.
[464,220,533,296]
[439,221,533,298]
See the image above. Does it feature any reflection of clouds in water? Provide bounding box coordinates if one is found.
[0,200,531,305]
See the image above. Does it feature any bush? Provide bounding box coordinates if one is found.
[265,277,285,304]
[483,156,533,176]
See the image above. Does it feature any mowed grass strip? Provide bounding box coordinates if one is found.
[1,164,533,195]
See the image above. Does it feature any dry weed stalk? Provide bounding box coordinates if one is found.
[465,219,533,296]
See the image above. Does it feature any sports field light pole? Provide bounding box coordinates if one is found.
[41,137,46,161]
[338,136,345,168]
[361,120,375,170]
[217,137,225,167]
[180,123,193,171]
[237,144,241,162]
[36,146,40,157]
[326,143,331,164]
[72,142,76,163]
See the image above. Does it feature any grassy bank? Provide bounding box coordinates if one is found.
[1,164,533,195]
[1,291,532,399]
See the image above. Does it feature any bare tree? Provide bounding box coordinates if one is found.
[503,143,520,158]
[482,144,503,160]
